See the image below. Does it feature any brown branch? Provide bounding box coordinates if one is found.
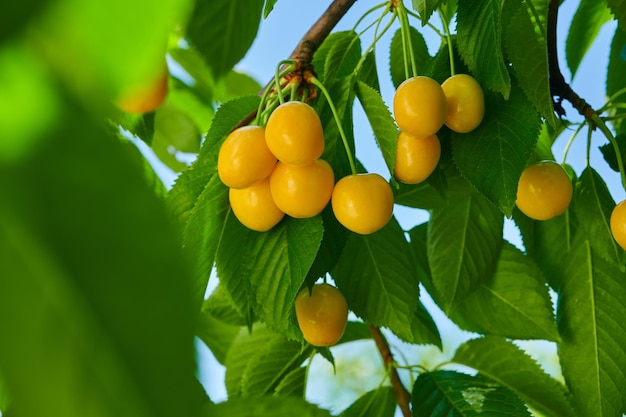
[547,0,596,122]
[369,325,411,417]
[233,0,358,130]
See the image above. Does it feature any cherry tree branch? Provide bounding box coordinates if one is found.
[369,325,412,417]
[547,0,596,122]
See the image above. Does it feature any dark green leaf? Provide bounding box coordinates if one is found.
[339,387,396,417]
[412,370,531,416]
[607,0,626,31]
[566,0,613,78]
[186,0,263,80]
[389,26,430,88]
[323,31,361,86]
[453,337,575,417]
[427,176,503,314]
[115,111,156,145]
[358,50,380,91]
[450,243,559,341]
[216,215,324,338]
[305,206,350,284]
[354,80,399,177]
[263,0,279,18]
[0,0,49,41]
[331,217,423,343]
[196,307,241,365]
[456,0,511,97]
[606,27,626,136]
[209,396,333,417]
[599,134,626,172]
[505,1,557,126]
[452,83,541,216]
[558,239,626,417]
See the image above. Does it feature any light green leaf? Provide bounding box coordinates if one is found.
[607,0,626,31]
[216,214,324,338]
[451,243,559,341]
[115,111,155,145]
[354,80,399,177]
[209,396,333,417]
[216,70,262,104]
[566,0,613,78]
[558,239,626,417]
[456,0,511,97]
[453,337,576,417]
[263,0,278,18]
[505,1,557,126]
[451,83,541,216]
[186,0,263,80]
[323,31,361,86]
[331,217,423,343]
[411,0,444,25]
[389,26,430,87]
[339,387,396,417]
[196,307,241,365]
[358,50,380,91]
[204,283,249,327]
[411,370,531,416]
[427,176,503,314]
[274,367,306,397]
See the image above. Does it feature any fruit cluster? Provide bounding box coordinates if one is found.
[392,74,485,184]
[218,100,394,235]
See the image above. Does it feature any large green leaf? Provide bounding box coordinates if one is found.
[456,0,511,98]
[331,217,429,344]
[451,83,541,216]
[354,80,399,177]
[427,175,503,314]
[0,101,204,417]
[505,1,556,127]
[558,239,626,417]
[216,214,324,338]
[196,306,241,365]
[186,0,263,80]
[389,26,430,88]
[606,27,626,136]
[453,337,576,417]
[339,387,396,417]
[566,0,613,78]
[411,370,531,416]
[209,396,333,417]
[450,243,559,341]
[607,0,626,31]
[323,30,361,87]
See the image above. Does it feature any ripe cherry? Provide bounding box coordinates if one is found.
[217,125,277,189]
[229,178,285,232]
[269,159,334,218]
[441,74,485,133]
[393,76,447,138]
[295,283,348,347]
[610,199,626,251]
[394,132,441,184]
[265,101,325,166]
[516,160,573,221]
[116,67,169,114]
[331,173,394,234]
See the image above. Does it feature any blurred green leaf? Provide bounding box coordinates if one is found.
[451,83,541,216]
[186,0,262,80]
[453,337,575,417]
[339,387,396,417]
[607,0,626,31]
[412,370,531,416]
[216,70,262,104]
[456,0,511,98]
[209,395,333,417]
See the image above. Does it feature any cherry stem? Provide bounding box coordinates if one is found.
[309,76,358,175]
[369,325,411,417]
[397,1,418,78]
[353,4,396,76]
[439,7,455,76]
[561,122,585,166]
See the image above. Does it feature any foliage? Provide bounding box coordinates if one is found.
[1,1,626,417]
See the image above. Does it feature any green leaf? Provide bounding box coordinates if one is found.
[411,370,531,416]
[354,80,399,177]
[331,217,424,343]
[204,283,250,326]
[453,337,576,417]
[607,0,626,31]
[557,239,626,417]
[572,168,623,264]
[186,0,263,80]
[339,387,396,417]
[358,50,380,91]
[209,396,333,417]
[216,214,324,338]
[411,0,444,25]
[0,0,49,41]
[305,206,350,284]
[196,306,241,365]
[451,83,541,216]
[263,0,279,18]
[606,27,626,136]
[215,70,263,104]
[274,367,306,397]
[599,134,626,173]
[115,111,156,145]
[389,26,430,88]
[456,0,511,97]
[566,0,613,78]
[450,243,559,341]
[0,102,203,417]
[318,31,361,86]
[427,175,503,314]
[505,1,557,127]
[168,95,259,225]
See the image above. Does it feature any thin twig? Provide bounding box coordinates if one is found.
[369,325,412,417]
